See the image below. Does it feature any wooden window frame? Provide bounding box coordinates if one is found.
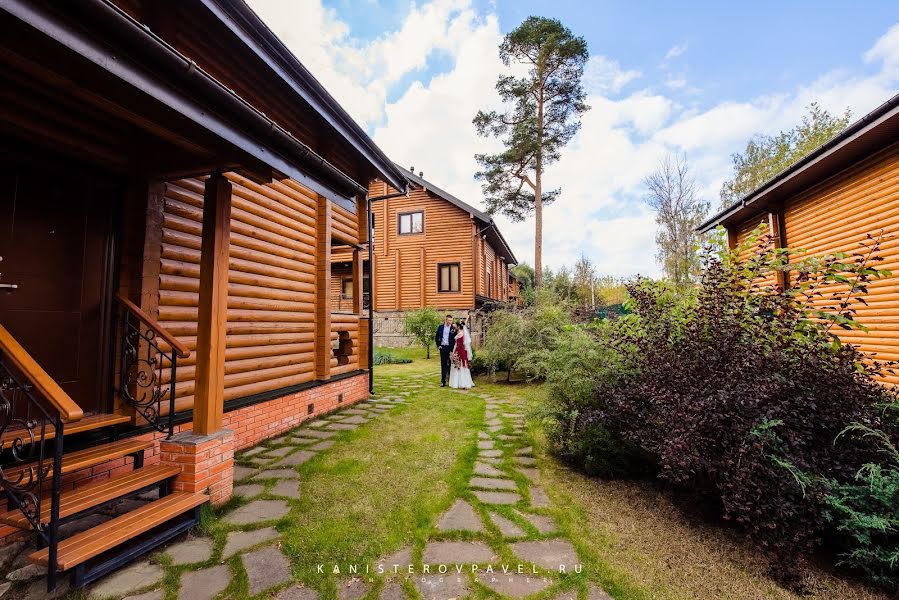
[437,262,461,293]
[341,277,353,298]
[397,210,424,235]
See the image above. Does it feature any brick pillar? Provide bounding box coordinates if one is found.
[160,429,234,505]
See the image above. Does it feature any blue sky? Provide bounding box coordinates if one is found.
[248,0,899,276]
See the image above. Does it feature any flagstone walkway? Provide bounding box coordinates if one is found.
[9,370,613,599]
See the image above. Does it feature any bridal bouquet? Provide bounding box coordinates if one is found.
[450,350,462,369]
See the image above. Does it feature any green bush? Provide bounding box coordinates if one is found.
[373,350,412,365]
[824,408,899,589]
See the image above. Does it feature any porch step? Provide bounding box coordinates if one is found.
[29,491,208,570]
[0,464,181,529]
[7,438,153,481]
[0,413,131,447]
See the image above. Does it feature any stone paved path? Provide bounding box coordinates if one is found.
[373,373,614,600]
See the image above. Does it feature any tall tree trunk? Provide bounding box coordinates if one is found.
[534,87,545,289]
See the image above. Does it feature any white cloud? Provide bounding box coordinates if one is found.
[664,42,688,61]
[249,2,899,279]
[583,56,642,94]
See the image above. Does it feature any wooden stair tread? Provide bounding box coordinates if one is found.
[0,413,131,446]
[29,492,208,570]
[8,438,154,481]
[0,464,181,529]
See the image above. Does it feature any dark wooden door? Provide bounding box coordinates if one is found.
[0,170,113,414]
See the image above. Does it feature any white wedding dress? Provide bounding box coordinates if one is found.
[449,327,475,389]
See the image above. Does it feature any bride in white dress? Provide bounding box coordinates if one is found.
[449,317,475,389]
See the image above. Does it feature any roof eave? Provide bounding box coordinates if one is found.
[200,0,408,193]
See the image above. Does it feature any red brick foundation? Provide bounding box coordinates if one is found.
[0,371,370,541]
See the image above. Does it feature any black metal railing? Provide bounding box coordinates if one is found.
[114,296,188,439]
[0,355,64,590]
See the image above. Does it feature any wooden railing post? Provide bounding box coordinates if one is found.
[315,195,332,381]
[193,173,231,436]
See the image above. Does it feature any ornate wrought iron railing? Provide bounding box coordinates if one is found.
[0,324,76,592]
[113,294,190,439]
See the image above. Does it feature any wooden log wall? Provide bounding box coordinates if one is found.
[158,173,320,411]
[729,141,899,385]
[331,203,359,245]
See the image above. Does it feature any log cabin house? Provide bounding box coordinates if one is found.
[699,92,899,385]
[0,0,406,589]
[346,166,519,346]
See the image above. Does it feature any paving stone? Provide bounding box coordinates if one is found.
[296,429,336,439]
[486,418,502,427]
[498,435,519,442]
[341,415,370,424]
[242,447,266,457]
[487,425,502,433]
[479,449,502,458]
[489,512,526,537]
[422,541,496,564]
[308,440,336,451]
[477,440,495,450]
[266,446,294,457]
[473,461,505,477]
[222,527,280,558]
[276,585,320,600]
[164,536,213,565]
[343,409,370,416]
[223,499,290,525]
[377,546,412,568]
[180,564,229,600]
[436,499,485,533]
[122,590,164,600]
[518,468,540,482]
[309,420,331,428]
[477,572,553,598]
[588,584,614,600]
[470,476,517,491]
[291,436,319,445]
[278,450,317,466]
[516,511,557,534]
[233,483,266,499]
[270,435,293,445]
[380,581,406,600]
[338,578,369,600]
[233,465,257,481]
[515,446,534,456]
[529,487,551,508]
[479,456,502,464]
[271,479,301,498]
[255,468,300,480]
[415,575,469,600]
[514,456,537,466]
[478,431,490,439]
[243,545,292,595]
[7,563,44,581]
[328,423,359,431]
[89,561,163,599]
[552,591,578,600]
[473,491,521,505]
[511,540,579,570]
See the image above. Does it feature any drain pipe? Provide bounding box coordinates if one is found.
[367,192,375,394]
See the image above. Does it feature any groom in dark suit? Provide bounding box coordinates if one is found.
[435,314,456,387]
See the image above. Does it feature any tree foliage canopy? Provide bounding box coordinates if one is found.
[404,307,443,358]
[474,17,589,220]
[720,103,851,207]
